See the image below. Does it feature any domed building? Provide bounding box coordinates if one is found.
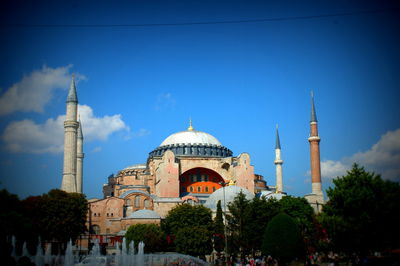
[86,121,269,249]
[61,78,325,251]
[99,120,265,221]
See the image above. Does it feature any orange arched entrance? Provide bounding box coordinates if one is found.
[180,167,224,197]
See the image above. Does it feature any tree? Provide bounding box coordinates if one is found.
[175,227,213,257]
[162,203,213,256]
[0,189,25,257]
[246,197,280,255]
[262,213,304,265]
[279,196,316,251]
[39,189,88,244]
[320,164,400,255]
[125,224,163,253]
[226,191,251,259]
[213,200,225,253]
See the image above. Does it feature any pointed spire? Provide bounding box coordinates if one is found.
[275,124,281,149]
[187,118,194,131]
[67,74,78,103]
[77,117,83,139]
[310,91,317,122]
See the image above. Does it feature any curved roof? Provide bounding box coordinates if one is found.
[204,185,254,211]
[160,130,222,147]
[119,190,155,199]
[123,164,147,170]
[128,209,161,219]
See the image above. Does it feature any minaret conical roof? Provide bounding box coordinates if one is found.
[275,125,281,149]
[67,75,78,103]
[310,91,317,122]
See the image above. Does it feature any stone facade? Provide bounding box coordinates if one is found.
[87,124,266,243]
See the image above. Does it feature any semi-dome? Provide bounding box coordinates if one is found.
[204,185,254,211]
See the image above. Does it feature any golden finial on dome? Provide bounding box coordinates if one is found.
[228,180,236,186]
[187,118,194,131]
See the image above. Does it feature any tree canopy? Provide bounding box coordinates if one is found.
[262,213,304,265]
[162,203,213,256]
[125,224,163,253]
[213,200,225,253]
[320,164,400,254]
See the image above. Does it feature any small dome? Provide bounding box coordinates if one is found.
[128,209,161,219]
[204,185,254,211]
[160,130,222,147]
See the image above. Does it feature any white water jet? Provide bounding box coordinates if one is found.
[11,236,16,258]
[64,239,74,266]
[22,241,30,258]
[44,242,52,265]
[136,241,145,266]
[34,237,44,266]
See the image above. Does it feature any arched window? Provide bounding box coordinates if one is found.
[205,186,209,193]
[190,186,193,192]
[213,187,216,192]
[135,196,140,208]
[197,186,201,193]
[94,213,97,217]
[126,199,131,206]
[144,199,150,208]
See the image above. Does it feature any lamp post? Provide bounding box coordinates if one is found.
[219,181,229,264]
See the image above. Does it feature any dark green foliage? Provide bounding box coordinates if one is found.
[0,189,88,257]
[279,196,316,249]
[162,203,213,256]
[320,164,400,254]
[125,224,163,253]
[0,189,24,257]
[226,191,251,259]
[213,200,225,252]
[175,227,213,256]
[246,197,280,254]
[262,213,304,264]
[39,189,88,243]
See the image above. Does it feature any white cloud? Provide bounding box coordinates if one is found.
[78,105,129,141]
[320,129,400,182]
[155,92,176,111]
[92,146,102,153]
[0,65,85,116]
[1,104,129,154]
[1,117,65,153]
[133,128,151,137]
[320,160,350,179]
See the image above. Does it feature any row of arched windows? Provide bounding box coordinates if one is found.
[185,186,217,193]
[125,196,151,208]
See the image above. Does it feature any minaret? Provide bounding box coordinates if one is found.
[306,92,324,211]
[274,125,283,193]
[61,75,79,192]
[76,118,84,193]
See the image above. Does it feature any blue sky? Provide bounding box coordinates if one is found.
[1,0,399,199]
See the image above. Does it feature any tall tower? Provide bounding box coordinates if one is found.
[76,119,84,193]
[305,92,324,211]
[274,125,283,193]
[61,75,79,193]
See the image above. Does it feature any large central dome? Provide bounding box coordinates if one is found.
[149,121,233,158]
[160,130,222,146]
